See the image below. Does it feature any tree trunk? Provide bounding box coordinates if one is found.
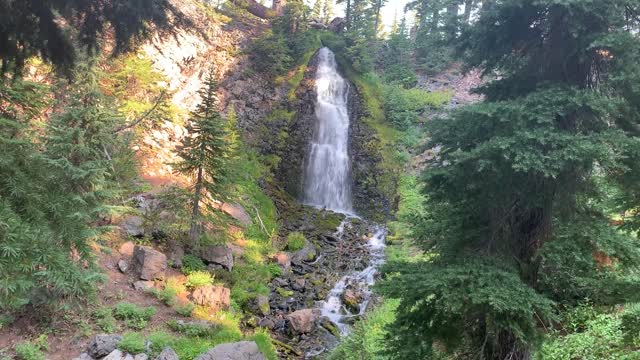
[345,0,352,29]
[431,8,440,34]
[463,0,475,23]
[189,165,204,244]
[229,0,274,19]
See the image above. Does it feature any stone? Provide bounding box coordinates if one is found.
[291,242,316,263]
[292,278,306,291]
[87,334,123,358]
[191,285,231,311]
[342,288,362,313]
[118,259,129,273]
[121,216,144,237]
[133,245,167,280]
[155,347,179,360]
[199,245,233,271]
[271,253,291,269]
[167,242,184,268]
[103,349,125,360]
[133,280,154,291]
[119,241,135,256]
[134,355,149,360]
[72,353,93,360]
[285,309,320,335]
[194,341,265,360]
[219,203,252,227]
[258,318,275,329]
[253,295,270,316]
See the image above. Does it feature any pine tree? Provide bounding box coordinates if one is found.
[311,0,323,20]
[322,0,335,24]
[175,71,228,244]
[381,1,640,358]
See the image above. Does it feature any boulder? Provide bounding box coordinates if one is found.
[341,288,362,313]
[119,241,135,256]
[118,259,129,273]
[133,280,154,291]
[285,309,320,335]
[271,253,291,269]
[167,242,184,268]
[194,341,265,360]
[191,285,231,311]
[155,347,179,360]
[134,355,149,360]
[121,216,144,237]
[103,349,126,360]
[219,203,252,227]
[133,245,167,280]
[87,334,122,358]
[251,295,270,316]
[72,353,93,360]
[291,242,317,264]
[199,245,233,271]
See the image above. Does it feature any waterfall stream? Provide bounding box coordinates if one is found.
[302,47,386,339]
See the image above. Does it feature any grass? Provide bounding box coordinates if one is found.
[118,332,146,354]
[113,302,156,330]
[285,232,306,251]
[186,271,215,289]
[14,335,48,360]
[93,307,117,333]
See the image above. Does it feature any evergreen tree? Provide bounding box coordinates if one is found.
[0,0,181,76]
[311,0,323,20]
[322,0,335,24]
[381,1,640,359]
[175,71,228,244]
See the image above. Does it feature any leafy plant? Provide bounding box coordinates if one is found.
[186,271,214,289]
[285,232,306,251]
[93,308,117,333]
[14,335,48,360]
[113,302,156,330]
[182,254,207,275]
[118,332,146,354]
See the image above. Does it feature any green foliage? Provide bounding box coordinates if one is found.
[14,335,47,360]
[93,307,117,333]
[168,319,218,337]
[249,329,278,360]
[379,259,555,359]
[384,86,450,130]
[182,254,207,275]
[150,277,185,307]
[329,299,399,360]
[0,70,116,311]
[174,302,196,317]
[285,232,306,251]
[118,332,146,354]
[185,271,215,289]
[249,31,294,78]
[113,302,156,330]
[621,303,640,345]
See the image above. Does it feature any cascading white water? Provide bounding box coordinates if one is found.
[303,47,353,214]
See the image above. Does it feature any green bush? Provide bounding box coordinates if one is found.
[118,332,146,354]
[621,303,640,345]
[249,31,293,78]
[384,86,451,130]
[285,232,306,251]
[113,302,156,330]
[174,302,195,317]
[15,335,47,360]
[185,271,214,289]
[168,319,218,337]
[182,254,207,275]
[93,307,117,333]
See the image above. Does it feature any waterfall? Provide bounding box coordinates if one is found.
[303,47,353,214]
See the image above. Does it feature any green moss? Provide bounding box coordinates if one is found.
[276,288,294,297]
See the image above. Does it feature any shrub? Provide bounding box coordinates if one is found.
[285,232,306,251]
[168,319,218,337]
[113,302,156,330]
[93,307,117,333]
[182,254,207,275]
[621,303,640,345]
[174,302,195,317]
[151,277,186,306]
[15,335,47,360]
[118,332,146,354]
[185,271,214,289]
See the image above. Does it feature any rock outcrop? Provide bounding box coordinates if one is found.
[199,245,234,271]
[133,245,167,280]
[87,334,122,359]
[191,285,231,312]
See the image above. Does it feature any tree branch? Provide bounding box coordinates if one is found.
[113,90,167,134]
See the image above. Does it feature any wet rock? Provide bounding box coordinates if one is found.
[194,341,265,360]
[133,280,154,291]
[155,347,179,360]
[199,245,233,271]
[121,216,144,238]
[341,288,361,313]
[118,259,129,273]
[292,242,317,263]
[286,309,320,335]
[87,334,122,358]
[191,285,231,311]
[133,245,167,280]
